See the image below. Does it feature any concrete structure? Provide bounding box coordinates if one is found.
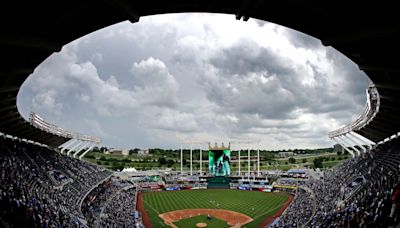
[108,148,129,156]
[137,149,149,156]
[278,152,295,158]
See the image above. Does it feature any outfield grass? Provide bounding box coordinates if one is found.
[141,189,289,228]
[174,215,230,228]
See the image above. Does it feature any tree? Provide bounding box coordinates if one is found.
[111,162,124,171]
[85,154,95,159]
[313,157,323,168]
[167,159,174,167]
[288,157,296,163]
[302,158,307,163]
[331,157,336,161]
[159,157,166,165]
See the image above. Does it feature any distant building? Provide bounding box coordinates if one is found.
[278,151,294,158]
[138,149,149,156]
[333,144,343,153]
[108,148,129,156]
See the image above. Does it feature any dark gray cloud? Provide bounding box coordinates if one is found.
[202,38,367,123]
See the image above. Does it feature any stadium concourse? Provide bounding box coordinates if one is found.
[2,1,400,228]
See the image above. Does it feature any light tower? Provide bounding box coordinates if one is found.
[229,139,260,178]
[178,139,209,176]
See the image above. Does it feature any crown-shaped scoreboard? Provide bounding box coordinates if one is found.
[208,142,231,176]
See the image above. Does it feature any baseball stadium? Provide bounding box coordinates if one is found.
[1,1,400,228]
[132,144,295,228]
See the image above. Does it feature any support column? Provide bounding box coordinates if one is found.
[63,140,80,155]
[58,139,75,149]
[79,143,96,160]
[190,144,193,176]
[73,141,91,158]
[344,134,367,153]
[248,149,250,179]
[340,135,361,156]
[67,141,83,156]
[348,132,369,150]
[257,148,260,177]
[180,145,183,175]
[199,145,202,175]
[333,137,355,158]
[349,131,375,150]
[238,149,241,176]
[60,139,77,154]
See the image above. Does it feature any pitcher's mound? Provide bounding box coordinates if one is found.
[196,223,207,227]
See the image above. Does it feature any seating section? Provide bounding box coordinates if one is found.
[82,177,142,227]
[0,136,112,227]
[270,138,400,227]
[1,133,400,227]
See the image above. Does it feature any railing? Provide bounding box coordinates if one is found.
[29,112,101,143]
[329,84,380,138]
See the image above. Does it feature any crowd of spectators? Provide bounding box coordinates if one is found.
[270,137,400,227]
[270,188,315,227]
[3,130,400,227]
[309,138,400,227]
[81,177,141,227]
[100,187,142,227]
[0,135,112,227]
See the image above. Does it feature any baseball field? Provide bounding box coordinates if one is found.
[137,189,292,228]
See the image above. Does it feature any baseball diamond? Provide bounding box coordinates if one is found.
[137,189,292,227]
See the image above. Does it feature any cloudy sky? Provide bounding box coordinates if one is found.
[17,13,369,150]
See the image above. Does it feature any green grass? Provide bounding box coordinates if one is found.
[174,215,230,228]
[141,189,289,228]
